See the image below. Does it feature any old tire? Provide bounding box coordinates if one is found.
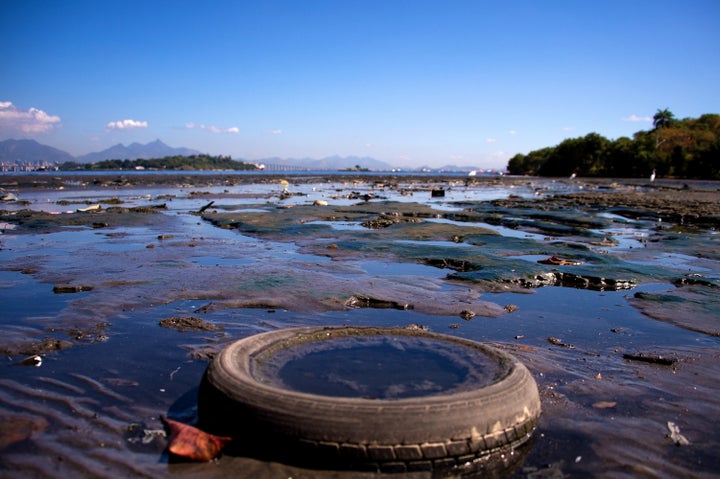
[198,326,541,472]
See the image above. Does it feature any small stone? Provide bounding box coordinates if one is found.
[459,310,475,320]
[504,304,519,313]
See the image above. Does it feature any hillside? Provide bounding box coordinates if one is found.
[508,111,720,179]
[0,139,75,165]
[76,139,200,163]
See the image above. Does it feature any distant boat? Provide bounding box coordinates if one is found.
[468,170,477,176]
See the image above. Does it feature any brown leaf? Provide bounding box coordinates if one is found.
[0,413,49,450]
[592,401,617,409]
[161,416,231,461]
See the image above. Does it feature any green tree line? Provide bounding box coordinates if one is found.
[59,154,258,171]
[507,110,720,179]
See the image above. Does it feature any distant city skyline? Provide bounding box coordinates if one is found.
[2,1,719,169]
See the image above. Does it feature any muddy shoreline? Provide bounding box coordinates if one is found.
[3,171,719,217]
[1,173,719,478]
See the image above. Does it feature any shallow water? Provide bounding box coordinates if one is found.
[256,335,500,399]
[1,174,719,478]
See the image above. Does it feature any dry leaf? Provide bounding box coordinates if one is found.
[161,416,231,461]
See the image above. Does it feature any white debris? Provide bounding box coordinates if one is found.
[667,421,690,446]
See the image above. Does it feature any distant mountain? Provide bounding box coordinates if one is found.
[76,139,200,163]
[0,139,403,171]
[263,155,394,171]
[0,139,75,164]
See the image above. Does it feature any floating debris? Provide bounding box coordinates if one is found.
[0,191,18,202]
[53,285,93,294]
[622,352,677,366]
[667,421,690,446]
[77,204,102,213]
[547,336,575,349]
[198,201,215,214]
[14,355,42,367]
[345,295,412,310]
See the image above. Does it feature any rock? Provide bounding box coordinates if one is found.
[504,304,519,313]
[460,310,475,320]
[548,336,575,349]
[159,317,222,332]
[345,295,412,310]
[538,255,583,266]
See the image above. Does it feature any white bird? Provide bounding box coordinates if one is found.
[650,169,656,182]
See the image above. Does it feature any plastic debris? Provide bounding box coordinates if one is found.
[667,421,690,446]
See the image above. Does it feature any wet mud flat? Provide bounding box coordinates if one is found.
[1,173,719,478]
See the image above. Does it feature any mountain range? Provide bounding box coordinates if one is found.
[76,139,201,163]
[0,138,490,172]
[0,139,399,170]
[0,139,200,165]
[0,139,76,165]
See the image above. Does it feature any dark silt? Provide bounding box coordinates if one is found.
[1,172,719,478]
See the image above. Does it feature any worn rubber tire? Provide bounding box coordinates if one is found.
[198,326,541,471]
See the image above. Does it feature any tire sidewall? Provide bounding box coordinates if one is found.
[200,326,541,447]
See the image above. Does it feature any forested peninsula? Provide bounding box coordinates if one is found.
[508,110,720,179]
[59,154,258,171]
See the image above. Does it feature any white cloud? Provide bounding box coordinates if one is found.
[106,119,148,130]
[271,129,283,135]
[0,101,61,135]
[508,130,518,135]
[186,122,238,134]
[486,138,497,143]
[563,126,575,131]
[623,114,652,122]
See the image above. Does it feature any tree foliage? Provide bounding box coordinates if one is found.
[507,111,720,179]
[653,108,676,129]
[59,154,258,171]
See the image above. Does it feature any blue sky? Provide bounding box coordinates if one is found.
[2,0,719,169]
